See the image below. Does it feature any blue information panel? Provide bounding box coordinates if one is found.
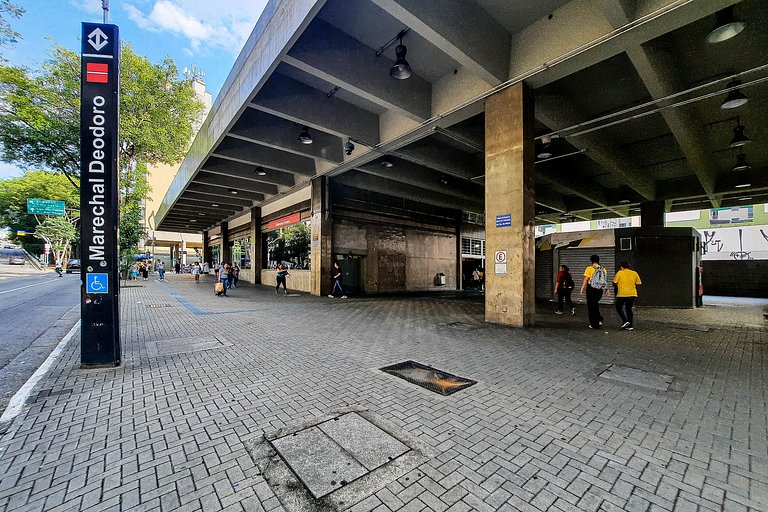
[86,273,109,294]
[495,214,512,227]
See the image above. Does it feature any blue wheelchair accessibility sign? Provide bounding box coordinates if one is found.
[86,273,109,294]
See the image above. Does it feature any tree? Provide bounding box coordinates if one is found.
[0,1,23,50]
[0,170,79,254]
[36,216,76,265]
[0,43,205,251]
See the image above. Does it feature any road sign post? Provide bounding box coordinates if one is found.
[27,199,66,216]
[80,22,120,367]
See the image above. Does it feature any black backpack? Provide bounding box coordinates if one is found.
[562,273,575,289]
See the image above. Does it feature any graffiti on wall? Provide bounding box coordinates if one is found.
[700,225,768,260]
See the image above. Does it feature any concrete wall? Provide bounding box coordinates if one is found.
[261,269,311,293]
[334,220,456,294]
[702,260,768,298]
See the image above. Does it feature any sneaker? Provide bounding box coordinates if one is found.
[275,290,279,294]
[341,295,347,299]
[626,326,634,331]
[621,322,630,329]
[554,310,563,315]
[328,294,334,298]
[598,321,603,327]
[571,308,576,316]
[588,325,594,329]
[284,290,289,294]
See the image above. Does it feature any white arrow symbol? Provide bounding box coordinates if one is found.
[88,28,109,51]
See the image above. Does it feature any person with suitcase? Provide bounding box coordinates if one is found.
[216,263,229,296]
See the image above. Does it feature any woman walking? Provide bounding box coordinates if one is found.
[553,264,575,315]
[192,262,201,282]
[275,263,289,294]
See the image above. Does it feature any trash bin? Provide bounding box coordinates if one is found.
[435,272,446,286]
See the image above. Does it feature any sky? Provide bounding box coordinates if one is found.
[0,0,269,178]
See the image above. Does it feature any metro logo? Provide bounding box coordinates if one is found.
[86,62,109,83]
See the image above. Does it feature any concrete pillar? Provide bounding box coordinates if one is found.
[250,207,262,284]
[484,82,536,327]
[180,241,187,265]
[455,215,463,290]
[640,201,665,227]
[202,230,209,269]
[220,222,230,264]
[310,177,332,296]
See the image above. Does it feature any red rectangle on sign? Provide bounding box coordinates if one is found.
[86,62,109,83]
[266,212,301,230]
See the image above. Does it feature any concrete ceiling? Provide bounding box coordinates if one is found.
[157,0,767,233]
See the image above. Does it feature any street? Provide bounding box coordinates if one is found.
[0,268,79,417]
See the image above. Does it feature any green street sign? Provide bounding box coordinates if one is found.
[27,198,66,216]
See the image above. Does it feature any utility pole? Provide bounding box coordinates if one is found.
[102,0,109,23]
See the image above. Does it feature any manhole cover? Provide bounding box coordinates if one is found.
[247,407,436,512]
[598,364,674,391]
[147,303,172,308]
[380,361,476,395]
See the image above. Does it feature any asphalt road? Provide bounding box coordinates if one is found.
[0,269,80,417]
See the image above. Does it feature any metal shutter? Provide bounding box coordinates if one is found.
[535,249,553,300]
[558,247,615,304]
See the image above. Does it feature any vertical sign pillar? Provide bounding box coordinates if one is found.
[250,207,262,284]
[484,83,536,327]
[80,22,120,366]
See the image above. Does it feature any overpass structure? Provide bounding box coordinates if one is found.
[156,0,766,325]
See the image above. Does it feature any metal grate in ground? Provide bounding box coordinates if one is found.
[380,360,477,395]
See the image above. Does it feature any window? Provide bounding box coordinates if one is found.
[263,220,311,270]
[211,244,221,265]
[231,235,251,269]
[461,237,485,257]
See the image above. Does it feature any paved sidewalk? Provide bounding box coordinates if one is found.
[0,276,765,511]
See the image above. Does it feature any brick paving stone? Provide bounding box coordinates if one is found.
[0,277,765,512]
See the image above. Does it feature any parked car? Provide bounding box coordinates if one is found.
[65,259,81,273]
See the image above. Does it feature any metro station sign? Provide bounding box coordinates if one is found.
[79,22,121,367]
[267,212,302,230]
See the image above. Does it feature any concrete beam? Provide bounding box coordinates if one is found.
[395,139,483,181]
[212,136,316,176]
[186,183,268,203]
[509,0,741,88]
[193,171,279,196]
[535,94,656,200]
[229,108,344,163]
[201,157,295,188]
[180,192,255,208]
[284,18,431,120]
[357,158,483,204]
[368,0,510,85]
[252,73,380,145]
[174,203,239,215]
[335,171,482,212]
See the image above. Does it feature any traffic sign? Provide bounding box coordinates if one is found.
[27,199,66,216]
[495,251,507,263]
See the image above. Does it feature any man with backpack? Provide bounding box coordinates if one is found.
[553,264,575,315]
[580,254,610,329]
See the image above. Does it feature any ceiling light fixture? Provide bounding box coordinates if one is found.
[733,153,751,171]
[344,138,355,156]
[211,203,219,207]
[729,122,751,148]
[706,6,746,44]
[390,31,412,80]
[255,166,267,176]
[537,134,556,159]
[738,197,752,201]
[297,125,313,144]
[381,157,394,168]
[619,199,631,204]
[721,80,748,109]
[734,182,751,188]
[228,188,238,195]
[190,219,197,223]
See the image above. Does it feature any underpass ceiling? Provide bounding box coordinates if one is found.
[157,0,765,233]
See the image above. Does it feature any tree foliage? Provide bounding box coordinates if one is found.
[0,0,23,49]
[36,216,76,265]
[0,42,205,251]
[0,170,79,254]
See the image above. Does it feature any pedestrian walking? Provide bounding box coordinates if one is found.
[141,262,149,280]
[175,261,181,274]
[553,264,575,315]
[219,263,229,296]
[226,263,235,289]
[579,254,609,329]
[613,261,642,330]
[192,262,201,282]
[328,261,347,298]
[214,261,222,280]
[275,263,289,294]
[232,263,240,288]
[130,263,138,280]
[157,259,165,281]
[471,268,481,290]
